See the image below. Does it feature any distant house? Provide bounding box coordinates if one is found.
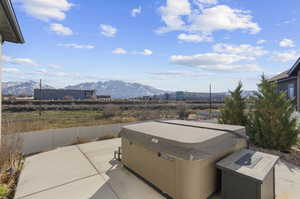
[96,95,111,101]
[269,58,300,110]
[34,89,96,100]
[175,91,185,101]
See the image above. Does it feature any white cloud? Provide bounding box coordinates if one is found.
[171,53,252,66]
[112,48,152,55]
[157,0,191,33]
[193,0,218,8]
[283,18,296,24]
[199,64,261,72]
[276,18,297,26]
[19,0,73,21]
[151,70,213,77]
[170,53,261,72]
[131,6,142,17]
[2,56,64,71]
[157,2,261,36]
[213,43,268,57]
[112,48,127,54]
[58,43,95,49]
[3,68,21,73]
[177,33,212,43]
[132,49,153,55]
[13,58,39,66]
[279,38,295,48]
[256,39,266,44]
[53,72,68,77]
[48,64,63,69]
[50,23,73,35]
[100,24,117,37]
[2,55,39,67]
[270,50,300,62]
[196,0,218,4]
[36,68,48,74]
[140,49,153,55]
[1,55,10,62]
[189,5,260,34]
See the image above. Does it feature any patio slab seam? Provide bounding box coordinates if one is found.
[75,145,121,199]
[15,174,99,199]
[76,145,102,173]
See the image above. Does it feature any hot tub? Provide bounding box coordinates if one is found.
[120,120,247,199]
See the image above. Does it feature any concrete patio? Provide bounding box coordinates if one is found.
[15,138,300,199]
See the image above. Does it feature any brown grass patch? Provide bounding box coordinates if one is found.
[0,135,24,199]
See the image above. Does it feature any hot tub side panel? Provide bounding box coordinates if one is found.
[175,140,247,199]
[122,137,247,199]
[121,138,177,197]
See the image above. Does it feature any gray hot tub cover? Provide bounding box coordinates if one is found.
[120,120,246,160]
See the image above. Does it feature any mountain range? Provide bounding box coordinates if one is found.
[65,80,166,98]
[2,81,54,96]
[2,80,256,99]
[2,80,166,98]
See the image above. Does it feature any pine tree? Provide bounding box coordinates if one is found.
[219,81,247,126]
[247,75,300,150]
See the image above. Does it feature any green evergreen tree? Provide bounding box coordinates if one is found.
[247,75,300,150]
[219,81,247,126]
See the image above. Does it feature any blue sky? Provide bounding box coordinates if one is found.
[2,0,300,92]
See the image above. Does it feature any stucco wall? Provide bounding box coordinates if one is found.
[3,122,135,155]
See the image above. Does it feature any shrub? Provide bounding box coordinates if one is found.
[0,184,9,196]
[219,81,247,126]
[63,96,74,101]
[247,75,300,150]
[0,134,24,199]
[102,104,120,118]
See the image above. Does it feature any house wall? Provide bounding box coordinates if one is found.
[298,71,300,111]
[0,34,2,144]
[277,78,297,106]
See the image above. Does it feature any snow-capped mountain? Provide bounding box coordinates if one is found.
[2,80,54,96]
[2,80,166,98]
[2,80,256,99]
[65,80,166,98]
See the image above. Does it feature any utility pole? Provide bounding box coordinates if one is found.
[39,79,42,117]
[209,84,212,119]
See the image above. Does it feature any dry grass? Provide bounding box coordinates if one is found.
[0,135,24,199]
[2,110,136,134]
[2,109,181,134]
[2,107,218,134]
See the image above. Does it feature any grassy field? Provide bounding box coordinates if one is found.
[2,106,218,134]
[1,108,182,134]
